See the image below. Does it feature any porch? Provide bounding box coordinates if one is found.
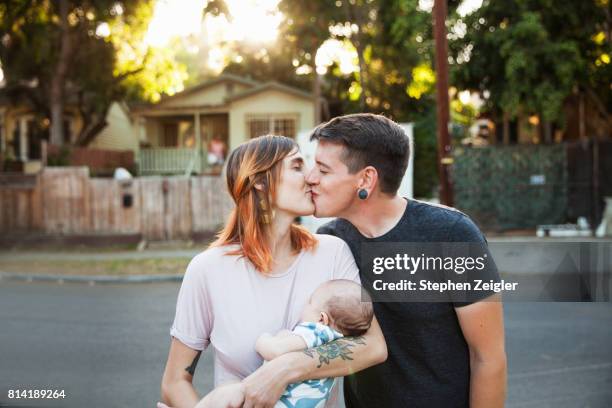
[138,147,203,176]
[137,112,228,176]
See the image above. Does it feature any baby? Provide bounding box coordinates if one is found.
[196,279,373,408]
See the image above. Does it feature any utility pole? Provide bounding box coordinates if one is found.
[433,0,454,206]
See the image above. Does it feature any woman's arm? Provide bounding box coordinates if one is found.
[160,338,202,408]
[241,316,387,408]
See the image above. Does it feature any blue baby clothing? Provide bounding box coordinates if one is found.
[276,322,344,408]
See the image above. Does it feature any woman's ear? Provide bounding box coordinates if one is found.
[319,311,330,326]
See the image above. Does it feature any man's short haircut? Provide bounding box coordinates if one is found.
[310,113,410,194]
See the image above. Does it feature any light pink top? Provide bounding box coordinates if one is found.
[170,234,360,386]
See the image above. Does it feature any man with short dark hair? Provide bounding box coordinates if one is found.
[306,113,507,408]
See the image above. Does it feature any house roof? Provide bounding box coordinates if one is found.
[155,73,260,106]
[133,75,314,115]
[226,81,314,102]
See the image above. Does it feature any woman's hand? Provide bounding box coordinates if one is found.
[241,354,294,408]
[194,382,245,408]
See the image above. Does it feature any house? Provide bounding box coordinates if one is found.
[0,96,138,174]
[132,74,315,175]
[0,74,315,175]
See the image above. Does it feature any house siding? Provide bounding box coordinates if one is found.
[228,90,315,149]
[89,103,139,152]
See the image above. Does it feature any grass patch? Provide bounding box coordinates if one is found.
[0,258,190,276]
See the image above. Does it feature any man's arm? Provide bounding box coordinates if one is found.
[241,316,387,408]
[255,332,308,361]
[455,295,507,408]
[160,338,202,408]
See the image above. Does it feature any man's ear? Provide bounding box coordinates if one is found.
[319,311,330,326]
[358,166,378,191]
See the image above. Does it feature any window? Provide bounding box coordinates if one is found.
[274,118,296,138]
[248,118,270,139]
[246,115,297,139]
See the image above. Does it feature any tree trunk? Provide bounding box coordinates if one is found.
[503,112,510,145]
[313,68,321,124]
[355,42,368,111]
[74,118,108,147]
[542,120,552,144]
[49,0,73,146]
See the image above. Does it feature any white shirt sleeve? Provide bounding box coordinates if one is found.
[170,254,213,351]
[331,239,361,284]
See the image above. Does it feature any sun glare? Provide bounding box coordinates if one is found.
[145,0,281,47]
[144,0,204,46]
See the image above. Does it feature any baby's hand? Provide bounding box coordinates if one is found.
[257,332,274,341]
[275,329,293,337]
[255,333,274,358]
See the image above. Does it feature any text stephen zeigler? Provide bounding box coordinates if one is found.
[370,253,518,293]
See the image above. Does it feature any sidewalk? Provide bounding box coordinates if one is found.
[0,248,201,262]
[0,247,201,284]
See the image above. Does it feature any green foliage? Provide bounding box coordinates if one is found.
[412,108,439,198]
[47,145,72,167]
[450,0,611,123]
[109,1,188,103]
[0,0,187,144]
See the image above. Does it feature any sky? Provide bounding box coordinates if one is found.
[144,0,282,47]
[144,0,484,72]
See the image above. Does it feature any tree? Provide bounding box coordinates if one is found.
[201,0,456,196]
[0,0,186,146]
[450,0,611,136]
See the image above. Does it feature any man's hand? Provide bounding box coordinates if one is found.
[241,354,294,408]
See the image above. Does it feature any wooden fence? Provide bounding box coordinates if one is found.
[47,144,135,175]
[0,167,233,241]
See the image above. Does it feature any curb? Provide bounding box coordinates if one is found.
[0,271,183,284]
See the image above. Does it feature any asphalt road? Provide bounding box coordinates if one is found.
[0,281,610,408]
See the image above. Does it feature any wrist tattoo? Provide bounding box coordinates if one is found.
[185,351,202,376]
[303,336,367,368]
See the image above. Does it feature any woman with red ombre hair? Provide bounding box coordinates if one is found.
[160,135,387,408]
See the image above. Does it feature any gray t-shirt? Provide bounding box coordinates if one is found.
[317,198,500,408]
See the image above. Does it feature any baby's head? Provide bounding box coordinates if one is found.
[301,280,374,336]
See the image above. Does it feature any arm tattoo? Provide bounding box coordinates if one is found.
[185,351,202,376]
[303,336,367,368]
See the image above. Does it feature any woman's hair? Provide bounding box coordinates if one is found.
[210,135,317,273]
